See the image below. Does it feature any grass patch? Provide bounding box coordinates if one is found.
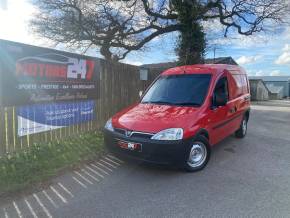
[0,131,104,195]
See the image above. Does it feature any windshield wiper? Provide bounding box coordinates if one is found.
[142,101,175,105]
[173,102,201,107]
[142,101,200,107]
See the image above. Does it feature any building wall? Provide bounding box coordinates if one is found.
[249,76,290,98]
[269,92,284,100]
[264,81,289,97]
[250,80,269,101]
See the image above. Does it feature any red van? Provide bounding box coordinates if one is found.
[104,64,250,172]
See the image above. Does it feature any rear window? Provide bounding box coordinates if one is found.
[232,74,248,98]
[141,74,211,106]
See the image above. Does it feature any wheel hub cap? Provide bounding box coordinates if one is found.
[242,120,247,135]
[187,143,207,168]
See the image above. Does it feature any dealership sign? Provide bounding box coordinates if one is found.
[18,100,95,136]
[0,39,100,106]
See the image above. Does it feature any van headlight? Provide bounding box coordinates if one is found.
[151,128,183,140]
[104,118,114,131]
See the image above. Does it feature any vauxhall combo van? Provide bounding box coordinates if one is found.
[104,64,251,172]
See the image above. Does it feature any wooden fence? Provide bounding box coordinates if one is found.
[0,59,161,156]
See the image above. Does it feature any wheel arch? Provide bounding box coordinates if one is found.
[195,129,210,142]
[244,109,250,121]
[184,128,211,172]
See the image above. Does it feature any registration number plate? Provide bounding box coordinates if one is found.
[117,140,142,152]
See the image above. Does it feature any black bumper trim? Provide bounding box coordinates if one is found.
[103,129,191,165]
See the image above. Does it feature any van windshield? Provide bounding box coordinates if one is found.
[141,74,211,107]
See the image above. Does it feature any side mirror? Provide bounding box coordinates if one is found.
[213,93,228,107]
[139,90,143,98]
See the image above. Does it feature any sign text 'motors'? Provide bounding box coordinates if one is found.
[0,39,101,106]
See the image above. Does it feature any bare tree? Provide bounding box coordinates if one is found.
[31,0,288,65]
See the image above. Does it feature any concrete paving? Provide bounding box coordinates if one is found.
[1,102,290,217]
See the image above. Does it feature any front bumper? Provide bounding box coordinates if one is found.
[103,129,191,165]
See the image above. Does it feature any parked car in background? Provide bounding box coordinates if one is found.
[104,64,251,172]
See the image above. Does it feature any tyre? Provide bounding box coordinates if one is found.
[183,135,211,172]
[235,116,248,138]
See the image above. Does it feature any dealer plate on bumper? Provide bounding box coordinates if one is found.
[117,140,142,152]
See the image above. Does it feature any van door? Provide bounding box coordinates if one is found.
[227,73,248,131]
[208,75,238,145]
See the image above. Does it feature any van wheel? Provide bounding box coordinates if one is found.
[235,116,248,138]
[183,136,210,172]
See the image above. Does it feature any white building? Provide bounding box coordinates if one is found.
[249,76,290,98]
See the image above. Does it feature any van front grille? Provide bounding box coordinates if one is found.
[114,128,154,139]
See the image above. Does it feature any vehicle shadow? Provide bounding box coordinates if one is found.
[125,134,239,174]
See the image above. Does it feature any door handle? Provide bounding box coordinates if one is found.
[244,96,250,101]
[229,106,237,113]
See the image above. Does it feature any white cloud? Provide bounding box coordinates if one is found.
[255,70,265,76]
[0,0,38,44]
[275,52,290,65]
[123,60,143,66]
[270,70,283,76]
[283,44,290,52]
[274,43,290,65]
[203,19,225,35]
[209,32,271,49]
[284,27,290,39]
[247,70,266,76]
[236,55,263,65]
[248,69,288,76]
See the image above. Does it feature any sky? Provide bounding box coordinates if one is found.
[0,0,290,76]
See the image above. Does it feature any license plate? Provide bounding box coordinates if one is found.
[117,140,142,152]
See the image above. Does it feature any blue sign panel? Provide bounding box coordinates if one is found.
[18,100,95,136]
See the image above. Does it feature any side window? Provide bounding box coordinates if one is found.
[241,75,249,94]
[232,74,248,97]
[214,77,229,101]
